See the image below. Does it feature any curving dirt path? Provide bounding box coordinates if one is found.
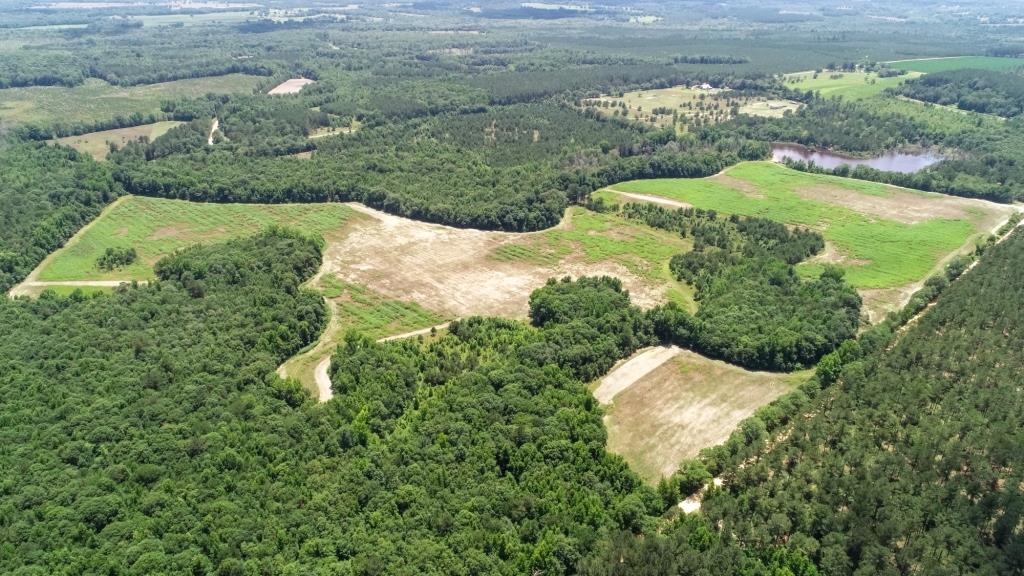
[313,356,333,402]
[606,190,693,210]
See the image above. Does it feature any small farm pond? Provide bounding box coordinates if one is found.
[771,143,942,174]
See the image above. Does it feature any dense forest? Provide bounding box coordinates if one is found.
[621,204,860,370]
[891,68,1024,117]
[111,103,765,231]
[0,142,119,293]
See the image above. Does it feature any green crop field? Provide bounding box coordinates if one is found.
[0,74,261,127]
[320,276,446,340]
[888,56,1024,74]
[494,207,697,307]
[783,70,922,100]
[54,121,183,159]
[597,162,1009,290]
[37,196,359,282]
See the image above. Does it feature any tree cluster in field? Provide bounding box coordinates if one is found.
[0,143,120,293]
[620,203,859,371]
[96,246,137,271]
[891,68,1024,117]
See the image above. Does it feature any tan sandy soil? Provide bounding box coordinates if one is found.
[325,204,667,319]
[710,173,764,198]
[806,241,870,266]
[207,117,219,145]
[607,190,693,210]
[593,346,682,404]
[313,356,332,402]
[603,350,805,482]
[793,184,1010,225]
[268,78,316,95]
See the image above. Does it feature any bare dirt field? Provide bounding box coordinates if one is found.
[793,183,1010,225]
[325,204,673,319]
[268,78,316,95]
[593,346,682,404]
[602,350,808,482]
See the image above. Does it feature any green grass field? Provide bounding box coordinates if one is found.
[320,276,445,340]
[597,162,1006,289]
[54,121,183,159]
[495,208,697,308]
[888,56,1024,74]
[37,196,358,281]
[783,70,922,100]
[130,11,257,27]
[0,74,261,127]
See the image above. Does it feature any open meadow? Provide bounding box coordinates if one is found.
[54,121,183,159]
[598,161,1016,321]
[0,74,261,127]
[887,56,1024,74]
[783,70,922,100]
[582,86,801,129]
[599,347,808,482]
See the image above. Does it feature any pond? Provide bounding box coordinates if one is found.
[771,143,942,174]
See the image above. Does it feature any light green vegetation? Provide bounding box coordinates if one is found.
[783,70,922,100]
[494,207,696,308]
[598,162,1005,289]
[129,11,257,27]
[603,349,809,483]
[37,196,357,281]
[0,74,261,126]
[320,276,446,340]
[54,121,183,159]
[32,285,113,298]
[581,86,764,129]
[888,56,1024,74]
[738,99,802,118]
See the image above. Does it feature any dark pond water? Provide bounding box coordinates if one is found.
[770,143,942,174]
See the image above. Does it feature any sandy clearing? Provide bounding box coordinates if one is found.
[207,117,219,145]
[329,203,667,319]
[806,241,869,267]
[313,356,332,402]
[268,78,315,95]
[608,190,693,210]
[793,183,1008,225]
[593,346,681,404]
[604,350,803,481]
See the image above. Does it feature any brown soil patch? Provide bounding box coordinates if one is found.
[807,241,870,266]
[711,174,764,198]
[148,225,188,240]
[794,184,984,224]
[604,350,804,482]
[321,204,667,319]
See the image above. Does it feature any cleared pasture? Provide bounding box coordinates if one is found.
[54,121,183,159]
[35,197,359,281]
[0,74,261,127]
[602,349,807,483]
[599,162,1014,320]
[887,56,1024,74]
[581,85,769,130]
[783,70,922,100]
[268,78,315,95]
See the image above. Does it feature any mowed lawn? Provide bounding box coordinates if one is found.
[0,74,261,127]
[782,70,922,100]
[54,121,183,159]
[599,162,1008,289]
[888,56,1024,74]
[37,196,359,281]
[603,349,808,483]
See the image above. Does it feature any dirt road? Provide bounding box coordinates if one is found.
[607,190,693,210]
[593,345,682,404]
[208,118,219,145]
